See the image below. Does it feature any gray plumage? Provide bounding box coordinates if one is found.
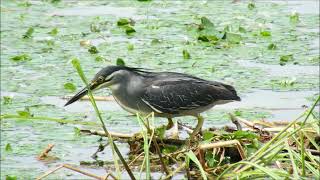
[141,72,240,116]
[65,66,241,139]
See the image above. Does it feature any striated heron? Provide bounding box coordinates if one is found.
[65,66,240,140]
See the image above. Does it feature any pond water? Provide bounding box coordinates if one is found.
[1,0,319,179]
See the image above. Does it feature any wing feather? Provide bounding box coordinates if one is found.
[142,79,238,114]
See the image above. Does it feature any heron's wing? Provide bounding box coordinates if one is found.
[142,79,237,114]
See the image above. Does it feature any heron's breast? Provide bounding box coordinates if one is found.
[112,92,153,115]
[112,95,139,114]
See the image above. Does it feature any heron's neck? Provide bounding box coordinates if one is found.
[110,72,145,94]
[110,72,145,109]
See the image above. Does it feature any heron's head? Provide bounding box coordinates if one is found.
[64,65,143,106]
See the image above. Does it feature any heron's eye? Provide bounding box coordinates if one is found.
[98,76,104,82]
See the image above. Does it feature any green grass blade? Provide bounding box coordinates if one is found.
[291,148,319,177]
[109,136,121,179]
[302,130,319,151]
[71,58,135,180]
[137,114,151,180]
[285,141,300,178]
[302,95,320,124]
[185,150,207,180]
[218,161,283,179]
[234,169,288,179]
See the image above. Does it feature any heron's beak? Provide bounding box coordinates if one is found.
[64,81,98,106]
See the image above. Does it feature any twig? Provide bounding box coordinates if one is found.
[36,164,104,180]
[199,140,246,160]
[275,161,283,169]
[36,165,64,180]
[103,173,117,180]
[128,152,145,166]
[252,120,275,128]
[141,116,170,176]
[177,121,194,134]
[152,138,170,175]
[81,129,187,145]
[91,143,109,160]
[37,144,54,160]
[230,114,242,130]
[80,129,134,139]
[164,162,186,179]
[169,120,179,139]
[229,113,268,135]
[291,147,320,156]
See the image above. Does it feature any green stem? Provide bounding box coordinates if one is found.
[72,59,135,180]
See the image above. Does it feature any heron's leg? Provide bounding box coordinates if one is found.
[190,115,204,140]
[166,117,174,130]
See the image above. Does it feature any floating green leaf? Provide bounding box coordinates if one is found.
[10,54,31,62]
[88,46,99,54]
[90,23,101,33]
[117,18,131,26]
[195,17,226,44]
[5,175,17,180]
[200,17,215,30]
[2,96,12,105]
[74,127,81,137]
[127,44,134,51]
[280,54,293,65]
[151,39,161,45]
[5,143,12,152]
[260,31,271,37]
[268,43,277,50]
[51,0,61,4]
[124,25,136,35]
[226,32,242,43]
[203,131,214,141]
[22,27,34,39]
[239,26,246,33]
[48,28,58,36]
[116,58,125,66]
[182,49,191,59]
[234,110,242,116]
[64,82,76,92]
[233,131,258,140]
[248,2,256,10]
[18,1,32,7]
[290,12,300,23]
[17,110,31,118]
[95,55,105,62]
[279,77,296,87]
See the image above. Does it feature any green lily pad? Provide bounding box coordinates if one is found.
[10,54,31,62]
[88,46,99,54]
[64,82,76,92]
[22,27,34,39]
[182,49,191,59]
[116,58,125,66]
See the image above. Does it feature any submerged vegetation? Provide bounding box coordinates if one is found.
[1,0,319,179]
